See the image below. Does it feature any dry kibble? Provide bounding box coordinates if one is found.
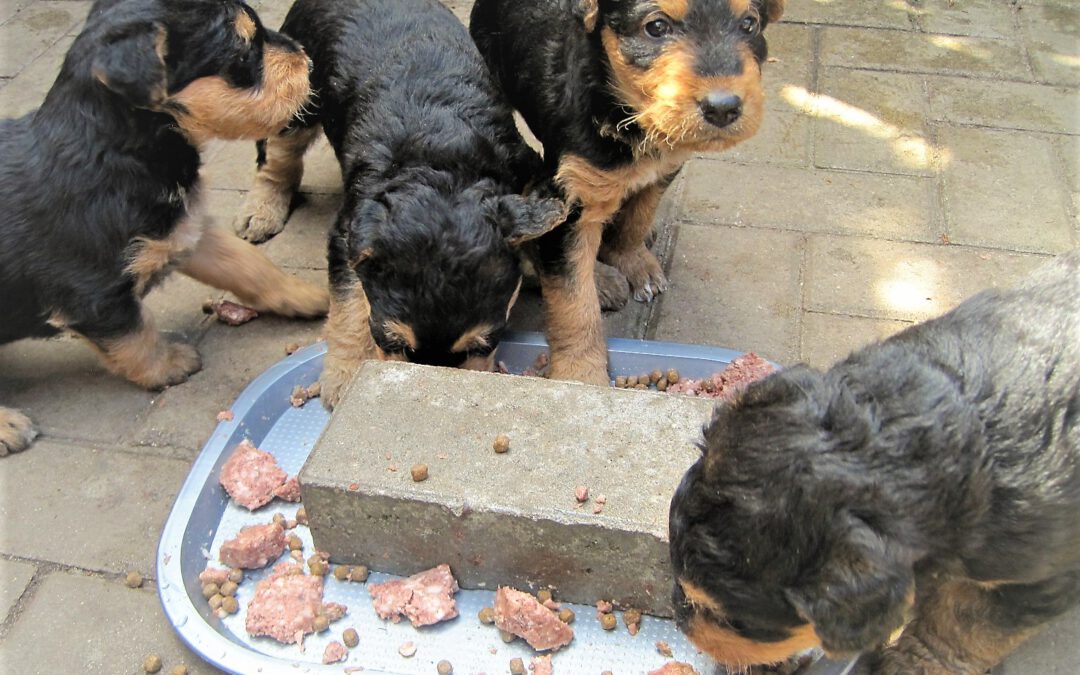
[493,434,510,453]
[221,595,239,615]
[228,568,243,584]
[343,628,359,648]
[309,559,329,577]
[287,534,303,551]
[614,375,627,388]
[600,613,618,630]
[201,583,220,599]
[499,629,515,643]
[349,565,369,582]
[286,519,297,530]
[650,369,662,384]
[411,463,429,482]
[656,640,673,657]
[536,589,553,605]
[477,606,495,624]
[657,377,669,392]
[334,565,351,581]
[436,660,453,675]
[667,368,680,384]
[124,571,143,588]
[290,550,304,562]
[558,608,575,624]
[509,657,526,675]
[635,383,647,390]
[296,506,308,525]
[639,373,650,385]
[170,666,188,675]
[143,655,162,673]
[220,580,238,597]
[623,608,643,628]
[314,614,330,633]
[272,512,286,528]
[399,641,417,657]
[625,375,639,387]
[208,594,224,610]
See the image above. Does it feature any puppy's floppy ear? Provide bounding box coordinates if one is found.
[346,199,387,265]
[572,0,600,32]
[487,194,568,247]
[763,0,786,24]
[784,515,915,656]
[91,21,168,108]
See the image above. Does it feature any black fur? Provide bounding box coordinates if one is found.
[669,250,1080,668]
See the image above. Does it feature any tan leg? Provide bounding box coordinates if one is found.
[180,226,329,318]
[0,406,37,457]
[85,308,202,390]
[320,286,379,410]
[541,218,609,386]
[599,182,669,303]
[234,127,319,243]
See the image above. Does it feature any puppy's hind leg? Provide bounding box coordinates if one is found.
[234,125,320,243]
[180,226,329,318]
[0,406,37,457]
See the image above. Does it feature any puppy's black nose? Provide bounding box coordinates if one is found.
[699,91,742,128]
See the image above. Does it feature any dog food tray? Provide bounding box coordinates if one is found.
[157,332,856,675]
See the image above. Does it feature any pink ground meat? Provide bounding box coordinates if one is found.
[245,564,347,644]
[273,476,302,502]
[198,566,231,586]
[219,440,288,510]
[530,655,553,674]
[219,522,286,569]
[494,587,574,652]
[648,664,700,675]
[322,641,348,664]
[368,564,460,627]
[666,353,775,400]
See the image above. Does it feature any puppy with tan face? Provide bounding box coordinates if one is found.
[669,251,1080,673]
[0,0,328,456]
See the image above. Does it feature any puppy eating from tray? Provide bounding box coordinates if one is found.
[470,0,786,385]
[0,0,328,457]
[669,250,1080,673]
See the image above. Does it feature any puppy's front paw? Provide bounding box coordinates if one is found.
[233,187,291,243]
[605,245,668,303]
[135,341,203,390]
[595,261,630,311]
[0,407,38,457]
[319,366,354,411]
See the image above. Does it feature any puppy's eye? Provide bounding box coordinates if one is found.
[644,18,672,39]
[739,16,760,34]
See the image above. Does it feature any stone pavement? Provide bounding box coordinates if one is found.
[0,0,1077,672]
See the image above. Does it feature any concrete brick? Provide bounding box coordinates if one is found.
[916,0,1018,40]
[939,125,1073,254]
[820,26,1030,80]
[679,159,937,242]
[780,0,917,30]
[0,1,87,78]
[812,68,936,176]
[0,570,218,674]
[799,311,911,371]
[1020,2,1080,86]
[0,33,72,118]
[653,223,803,365]
[0,558,36,623]
[804,235,1050,323]
[927,75,1079,135]
[0,440,193,574]
[300,360,714,616]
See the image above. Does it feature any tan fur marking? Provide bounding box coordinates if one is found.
[86,308,201,390]
[577,0,599,32]
[320,287,379,409]
[657,0,689,21]
[451,324,494,354]
[170,44,310,144]
[179,226,328,318]
[687,616,821,668]
[126,212,204,296]
[384,320,419,351]
[0,407,37,456]
[234,126,319,242]
[235,11,257,42]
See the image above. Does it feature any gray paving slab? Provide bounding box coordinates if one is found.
[997,607,1080,675]
[0,558,35,625]
[1019,2,1080,86]
[927,75,1080,135]
[715,109,811,168]
[915,0,1019,40]
[0,33,72,118]
[761,23,813,113]
[0,439,193,575]
[781,0,917,30]
[799,311,912,371]
[0,570,219,674]
[301,360,715,617]
[0,1,88,78]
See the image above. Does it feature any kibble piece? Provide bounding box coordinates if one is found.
[272,513,286,528]
[201,583,220,600]
[667,368,680,384]
[170,666,188,675]
[650,369,662,384]
[349,565,369,582]
[639,373,650,385]
[499,629,515,643]
[143,655,162,673]
[509,657,526,675]
[493,434,510,454]
[334,565,351,581]
[614,375,627,388]
[558,608,575,624]
[635,383,647,390]
[343,627,359,648]
[626,375,639,387]
[657,377,669,392]
[477,606,495,624]
[536,589,553,605]
[125,571,144,589]
[399,641,417,657]
[411,463,429,482]
[436,660,453,675]
[228,568,244,584]
[309,560,328,577]
[600,613,618,630]
[656,640,673,657]
[287,533,303,551]
[314,614,330,633]
[208,593,224,610]
[295,506,308,525]
[220,580,239,597]
[623,608,643,627]
[221,595,239,615]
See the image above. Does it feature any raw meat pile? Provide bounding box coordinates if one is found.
[219,522,287,569]
[207,299,259,326]
[219,440,301,509]
[368,564,460,627]
[245,562,347,644]
[667,353,775,400]
[494,587,574,651]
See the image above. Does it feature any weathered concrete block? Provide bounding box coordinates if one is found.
[299,360,715,616]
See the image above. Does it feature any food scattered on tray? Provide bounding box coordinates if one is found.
[493,587,574,651]
[219,440,301,510]
[656,640,673,657]
[322,640,348,664]
[649,663,699,675]
[623,607,642,635]
[245,562,347,644]
[666,352,775,399]
[368,564,460,627]
[219,522,286,569]
[437,659,454,674]
[530,654,553,675]
[342,627,359,648]
[204,299,259,326]
[398,640,417,657]
[290,382,321,407]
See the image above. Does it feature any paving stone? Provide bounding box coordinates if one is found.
[261,191,340,271]
[0,440,192,574]
[653,223,803,365]
[812,68,935,176]
[712,108,811,167]
[762,23,812,112]
[0,558,36,623]
[804,235,1051,323]
[997,607,1080,675]
[1019,2,1080,86]
[927,75,1079,135]
[0,33,72,118]
[916,0,1018,40]
[0,1,88,78]
[0,570,218,674]
[199,134,341,194]
[679,159,937,241]
[0,0,32,26]
[820,26,1030,80]
[799,311,911,371]
[780,0,917,30]
[939,125,1073,254]
[301,360,715,616]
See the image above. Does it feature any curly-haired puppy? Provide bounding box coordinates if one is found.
[669,250,1080,673]
[233,0,566,409]
[470,0,785,385]
[0,0,329,456]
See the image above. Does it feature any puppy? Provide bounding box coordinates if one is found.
[668,250,1080,673]
[233,0,566,409]
[470,0,785,385]
[0,0,329,456]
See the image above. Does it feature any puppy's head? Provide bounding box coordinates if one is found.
[80,0,309,142]
[668,365,917,667]
[576,0,784,151]
[346,181,565,371]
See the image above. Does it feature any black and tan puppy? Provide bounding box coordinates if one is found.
[0,0,329,456]
[669,250,1080,673]
[470,0,785,385]
[233,0,566,409]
